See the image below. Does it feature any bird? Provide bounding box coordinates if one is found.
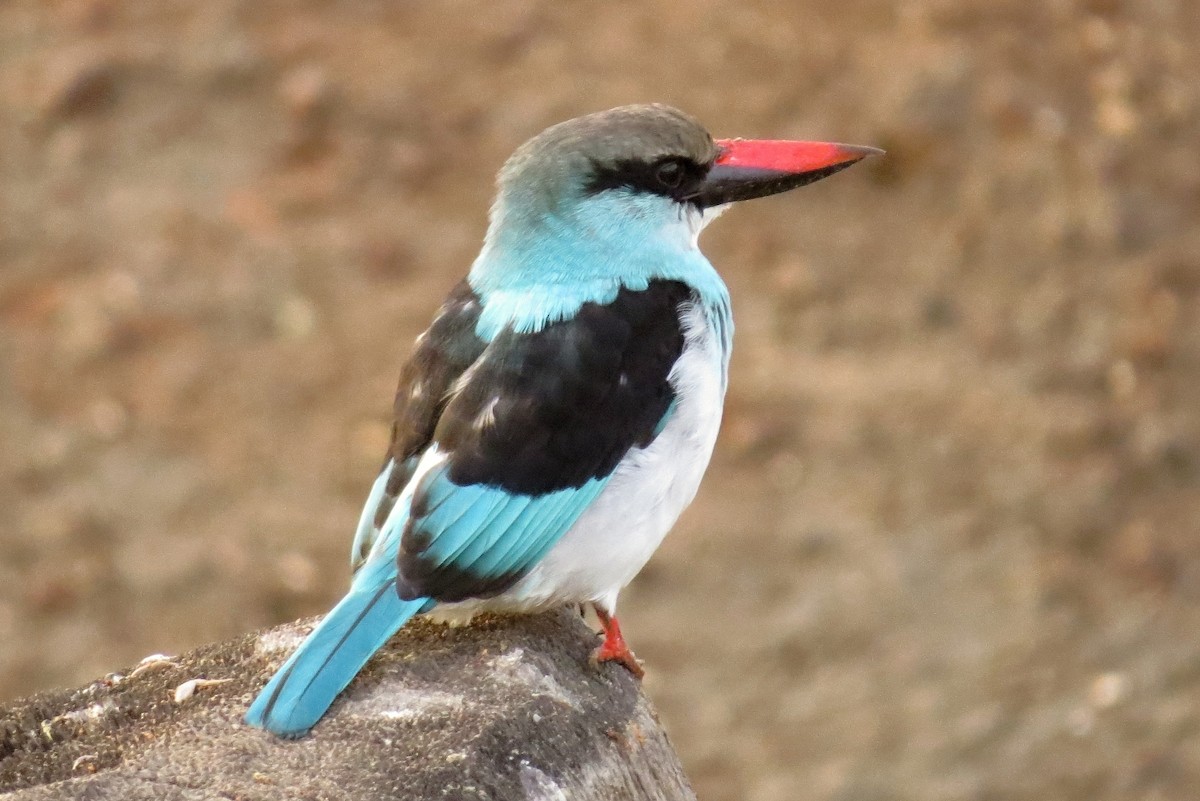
[245,103,879,737]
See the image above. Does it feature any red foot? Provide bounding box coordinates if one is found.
[591,606,645,679]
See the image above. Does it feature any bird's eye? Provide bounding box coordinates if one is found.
[654,160,684,189]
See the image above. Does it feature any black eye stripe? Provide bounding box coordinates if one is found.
[585,156,710,202]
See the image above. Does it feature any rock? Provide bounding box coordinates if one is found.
[0,609,696,800]
[280,64,332,122]
[40,48,117,121]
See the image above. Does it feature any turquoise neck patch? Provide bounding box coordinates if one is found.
[468,190,730,342]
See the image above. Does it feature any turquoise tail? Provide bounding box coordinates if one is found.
[245,581,431,737]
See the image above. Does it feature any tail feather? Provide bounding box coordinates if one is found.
[245,581,430,737]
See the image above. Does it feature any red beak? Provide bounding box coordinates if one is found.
[691,138,882,206]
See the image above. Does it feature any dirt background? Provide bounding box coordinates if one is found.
[1,1,1198,799]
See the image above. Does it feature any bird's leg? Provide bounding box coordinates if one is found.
[590,604,645,679]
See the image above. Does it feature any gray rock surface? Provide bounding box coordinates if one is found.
[0,610,695,800]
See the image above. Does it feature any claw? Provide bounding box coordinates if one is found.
[591,606,644,679]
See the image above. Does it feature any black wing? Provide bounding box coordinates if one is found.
[395,279,693,601]
[350,279,487,571]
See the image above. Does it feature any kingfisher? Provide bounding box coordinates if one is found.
[246,104,879,737]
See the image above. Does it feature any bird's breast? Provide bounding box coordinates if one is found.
[485,298,729,612]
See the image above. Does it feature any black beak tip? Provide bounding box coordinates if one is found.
[841,144,887,163]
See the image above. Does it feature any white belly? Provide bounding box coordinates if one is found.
[438,302,726,617]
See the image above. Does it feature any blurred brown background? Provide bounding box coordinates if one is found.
[2,1,1198,799]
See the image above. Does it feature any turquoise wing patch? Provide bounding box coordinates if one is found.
[395,465,608,602]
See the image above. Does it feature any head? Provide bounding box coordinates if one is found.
[471,104,878,322]
[493,105,719,229]
[486,104,878,248]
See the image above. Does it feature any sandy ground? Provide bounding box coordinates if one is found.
[1,2,1198,799]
